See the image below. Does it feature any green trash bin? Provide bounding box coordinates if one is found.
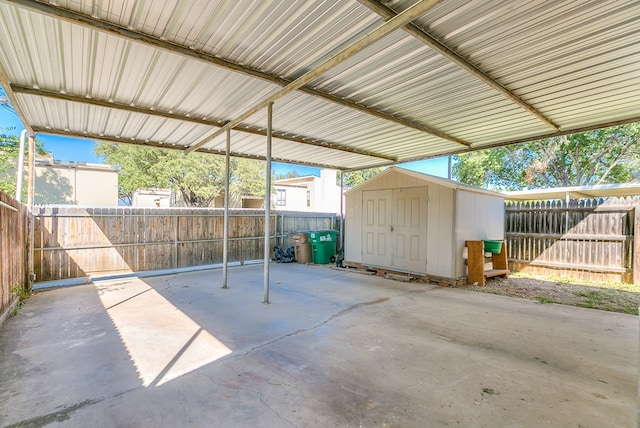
[308,229,338,264]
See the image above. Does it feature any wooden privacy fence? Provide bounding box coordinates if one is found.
[32,206,340,282]
[0,192,28,324]
[505,197,640,283]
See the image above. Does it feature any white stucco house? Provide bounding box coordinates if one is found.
[34,158,118,206]
[273,169,344,213]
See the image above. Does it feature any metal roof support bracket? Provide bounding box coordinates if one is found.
[357,0,560,131]
[31,126,353,170]
[14,85,395,162]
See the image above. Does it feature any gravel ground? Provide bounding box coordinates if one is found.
[457,274,640,315]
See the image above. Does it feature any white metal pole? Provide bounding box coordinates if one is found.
[26,136,35,209]
[263,102,273,303]
[26,135,35,288]
[340,171,345,253]
[15,129,27,201]
[222,128,230,289]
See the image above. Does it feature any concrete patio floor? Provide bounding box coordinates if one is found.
[0,263,637,427]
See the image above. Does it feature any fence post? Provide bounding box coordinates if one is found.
[173,213,179,268]
[280,211,284,247]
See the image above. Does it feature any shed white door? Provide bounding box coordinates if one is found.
[362,190,392,267]
[362,188,428,273]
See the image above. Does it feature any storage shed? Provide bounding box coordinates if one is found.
[344,167,505,284]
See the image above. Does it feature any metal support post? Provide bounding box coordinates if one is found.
[222,128,231,289]
[15,129,27,201]
[26,135,35,288]
[263,102,273,303]
[340,171,345,252]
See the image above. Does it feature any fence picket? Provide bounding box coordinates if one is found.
[30,207,340,281]
[506,196,639,283]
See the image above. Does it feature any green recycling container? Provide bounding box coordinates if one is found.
[308,229,338,264]
[483,240,503,254]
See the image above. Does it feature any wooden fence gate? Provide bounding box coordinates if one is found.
[32,206,340,282]
[505,197,640,283]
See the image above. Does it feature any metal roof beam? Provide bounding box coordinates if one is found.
[358,0,560,131]
[187,0,445,153]
[5,0,468,148]
[345,114,640,172]
[31,127,352,171]
[14,85,396,162]
[0,63,34,136]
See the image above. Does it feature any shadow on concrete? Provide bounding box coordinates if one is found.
[1,263,637,427]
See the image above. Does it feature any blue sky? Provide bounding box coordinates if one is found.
[1,108,450,178]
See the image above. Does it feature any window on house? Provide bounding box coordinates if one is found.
[306,190,311,207]
[276,189,286,206]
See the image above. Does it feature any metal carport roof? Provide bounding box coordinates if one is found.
[0,0,639,171]
[504,182,640,201]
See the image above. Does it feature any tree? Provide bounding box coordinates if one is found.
[0,89,49,202]
[229,158,267,206]
[0,130,47,201]
[95,142,266,207]
[0,87,16,115]
[341,167,382,187]
[274,170,300,180]
[0,131,23,196]
[453,124,640,190]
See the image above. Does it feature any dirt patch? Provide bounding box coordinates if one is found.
[457,275,640,315]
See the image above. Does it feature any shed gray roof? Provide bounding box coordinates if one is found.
[0,0,638,171]
[345,166,505,198]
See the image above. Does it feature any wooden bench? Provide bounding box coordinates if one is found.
[466,240,509,286]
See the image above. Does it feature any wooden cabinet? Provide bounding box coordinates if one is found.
[466,240,509,286]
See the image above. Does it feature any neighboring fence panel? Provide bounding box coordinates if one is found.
[32,206,339,282]
[0,192,27,323]
[506,197,639,283]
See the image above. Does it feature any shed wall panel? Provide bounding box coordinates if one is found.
[425,185,455,278]
[345,189,363,263]
[454,191,505,278]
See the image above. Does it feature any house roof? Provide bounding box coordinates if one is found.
[345,166,504,198]
[1,1,638,171]
[273,175,317,187]
[35,159,116,172]
[504,183,640,201]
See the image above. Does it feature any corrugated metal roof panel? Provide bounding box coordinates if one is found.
[0,0,638,172]
[55,0,383,80]
[17,93,216,143]
[411,0,640,128]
